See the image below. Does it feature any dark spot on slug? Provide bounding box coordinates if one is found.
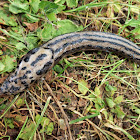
[21,67,27,70]
[31,80,35,83]
[26,70,31,74]
[47,34,80,47]
[30,48,39,54]
[10,86,20,93]
[31,54,47,66]
[54,39,83,53]
[18,59,22,65]
[24,56,30,62]
[29,77,33,79]
[10,75,14,78]
[24,83,29,88]
[24,85,29,89]
[0,87,4,93]
[3,81,10,89]
[19,74,27,80]
[21,81,27,85]
[15,71,17,76]
[36,61,52,75]
[14,79,18,84]
[36,70,42,75]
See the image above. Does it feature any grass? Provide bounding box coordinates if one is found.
[0,0,140,139]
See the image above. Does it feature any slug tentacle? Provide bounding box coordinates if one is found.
[0,31,139,95]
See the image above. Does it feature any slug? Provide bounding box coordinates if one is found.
[0,31,140,95]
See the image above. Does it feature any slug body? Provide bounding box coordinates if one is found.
[0,31,140,95]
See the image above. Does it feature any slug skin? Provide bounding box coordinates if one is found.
[0,31,140,95]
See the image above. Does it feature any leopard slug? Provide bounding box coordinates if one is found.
[0,31,140,95]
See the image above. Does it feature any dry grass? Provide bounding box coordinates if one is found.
[0,0,140,140]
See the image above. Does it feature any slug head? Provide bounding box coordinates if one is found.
[0,47,54,95]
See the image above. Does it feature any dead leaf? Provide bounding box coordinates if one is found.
[78,98,87,107]
[23,22,38,31]
[58,119,67,130]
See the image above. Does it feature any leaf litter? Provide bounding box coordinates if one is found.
[0,0,140,140]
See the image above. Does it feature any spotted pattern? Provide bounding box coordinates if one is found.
[21,67,27,70]
[24,56,30,62]
[31,54,47,66]
[0,31,139,95]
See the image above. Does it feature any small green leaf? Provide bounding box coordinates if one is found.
[0,28,24,42]
[125,19,140,27]
[54,0,66,5]
[37,20,82,41]
[64,58,73,67]
[0,50,3,55]
[35,114,54,135]
[26,33,39,49]
[3,55,17,72]
[40,117,50,126]
[135,34,140,39]
[94,86,101,96]
[131,105,140,115]
[24,14,39,22]
[0,61,5,71]
[29,0,41,13]
[35,114,40,122]
[105,81,117,96]
[108,113,113,122]
[40,1,66,13]
[5,118,14,129]
[102,109,108,120]
[106,97,116,108]
[0,8,17,26]
[16,98,25,108]
[95,103,101,110]
[8,122,14,129]
[55,20,83,36]
[46,13,57,21]
[94,97,105,111]
[113,106,125,119]
[35,114,50,127]
[37,23,55,41]
[0,104,6,111]
[131,27,140,34]
[11,26,24,35]
[46,122,54,135]
[9,1,29,14]
[114,95,123,104]
[53,65,63,73]
[78,79,88,95]
[130,6,139,14]
[39,1,63,14]
[66,0,78,7]
[16,42,26,50]
[15,115,24,122]
[19,121,35,139]
[114,4,121,13]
